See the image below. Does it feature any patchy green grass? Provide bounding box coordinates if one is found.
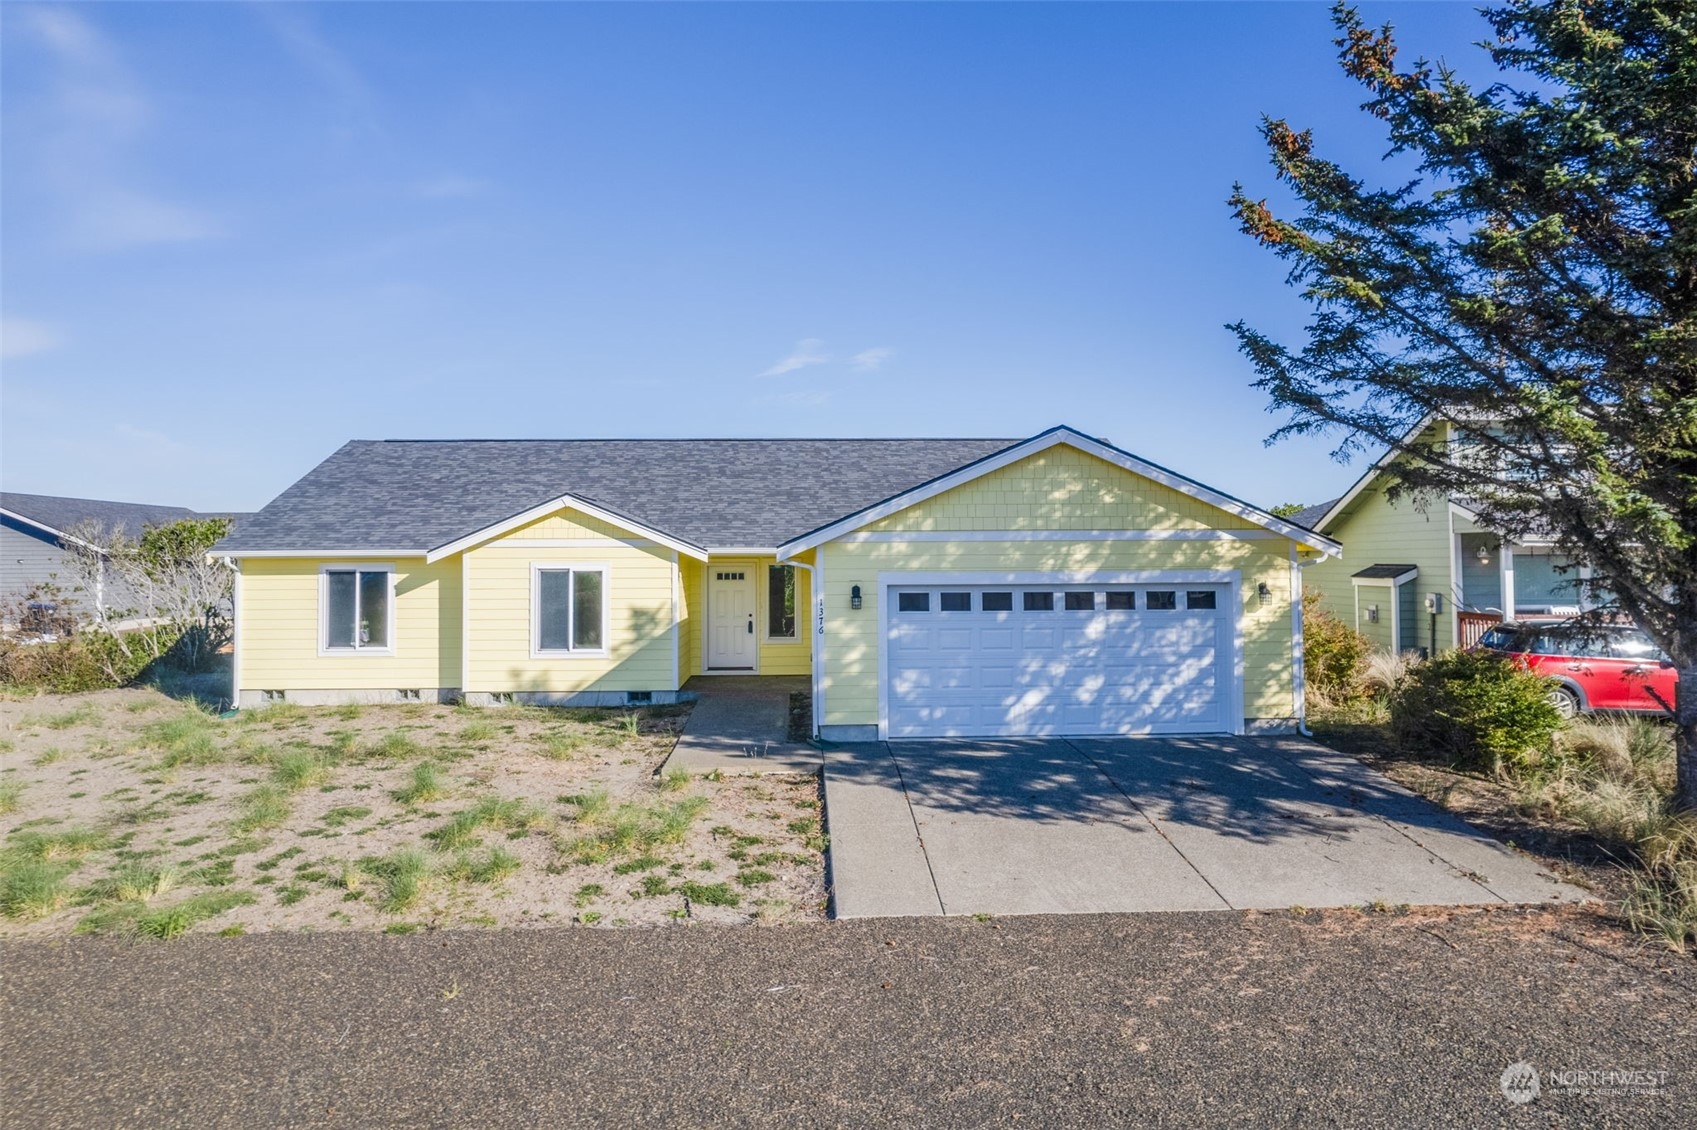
[562,796,709,865]
[443,846,521,884]
[393,762,447,807]
[365,731,423,760]
[271,748,333,791]
[658,767,691,792]
[77,890,258,940]
[237,702,308,727]
[427,796,546,851]
[8,827,108,860]
[0,858,78,919]
[82,862,181,904]
[320,805,373,828]
[537,732,583,760]
[234,785,291,832]
[458,720,497,743]
[42,705,97,730]
[143,711,225,769]
[734,868,776,888]
[361,848,433,913]
[0,780,23,816]
[677,881,739,907]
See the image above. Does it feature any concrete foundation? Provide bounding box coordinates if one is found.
[238,688,458,708]
[460,690,695,708]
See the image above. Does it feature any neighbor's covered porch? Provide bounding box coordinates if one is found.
[1453,514,1590,646]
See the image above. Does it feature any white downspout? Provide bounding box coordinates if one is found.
[1291,545,1317,739]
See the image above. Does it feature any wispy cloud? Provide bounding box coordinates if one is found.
[16,7,224,251]
[758,338,829,378]
[411,175,493,200]
[249,4,379,139]
[1,317,63,360]
[850,347,893,371]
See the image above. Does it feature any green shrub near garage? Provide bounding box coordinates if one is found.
[1388,649,1562,773]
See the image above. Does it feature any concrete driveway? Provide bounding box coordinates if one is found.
[823,735,1589,918]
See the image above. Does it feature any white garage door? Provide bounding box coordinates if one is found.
[886,582,1232,738]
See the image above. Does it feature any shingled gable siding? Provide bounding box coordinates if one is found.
[462,509,678,699]
[235,557,462,704]
[816,445,1302,735]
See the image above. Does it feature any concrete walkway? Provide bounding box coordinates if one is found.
[825,736,1591,919]
[662,676,821,776]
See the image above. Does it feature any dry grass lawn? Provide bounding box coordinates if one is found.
[0,689,825,939]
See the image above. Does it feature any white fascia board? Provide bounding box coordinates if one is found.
[0,508,107,554]
[217,549,426,559]
[424,494,708,564]
[777,427,1342,558]
[1311,413,1444,532]
[704,547,782,557]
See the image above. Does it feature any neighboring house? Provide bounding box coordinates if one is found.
[1295,419,1591,655]
[0,492,245,620]
[213,426,1340,739]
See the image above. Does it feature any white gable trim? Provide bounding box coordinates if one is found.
[0,507,106,555]
[423,494,708,564]
[1309,413,1443,533]
[775,427,1340,559]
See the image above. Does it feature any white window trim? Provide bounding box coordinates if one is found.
[530,562,612,659]
[318,563,397,657]
[765,563,801,643]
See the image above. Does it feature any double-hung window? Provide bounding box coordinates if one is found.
[767,565,796,640]
[533,566,606,655]
[322,566,393,652]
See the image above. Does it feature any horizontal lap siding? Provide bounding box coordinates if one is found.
[1305,477,1455,653]
[819,448,1298,729]
[679,557,702,681]
[465,511,678,694]
[238,558,461,690]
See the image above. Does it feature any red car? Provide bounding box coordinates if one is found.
[1476,620,1676,718]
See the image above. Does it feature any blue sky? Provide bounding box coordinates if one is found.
[2,2,1496,513]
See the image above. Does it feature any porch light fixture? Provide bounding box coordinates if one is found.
[1476,543,1491,566]
[1256,582,1272,599]
[851,584,863,611]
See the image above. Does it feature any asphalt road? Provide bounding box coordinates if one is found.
[3,907,1693,1128]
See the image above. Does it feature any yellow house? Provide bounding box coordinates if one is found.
[215,427,1340,739]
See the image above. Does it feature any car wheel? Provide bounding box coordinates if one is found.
[1548,686,1581,719]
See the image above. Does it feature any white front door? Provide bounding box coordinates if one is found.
[886,582,1231,737]
[707,567,758,669]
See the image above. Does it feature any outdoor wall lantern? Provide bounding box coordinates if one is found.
[1256,582,1272,599]
[1365,606,1380,623]
[851,584,862,611]
[1476,543,1492,566]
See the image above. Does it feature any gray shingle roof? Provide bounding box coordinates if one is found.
[1352,564,1419,580]
[1287,499,1338,532]
[1,492,245,541]
[213,438,1021,555]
